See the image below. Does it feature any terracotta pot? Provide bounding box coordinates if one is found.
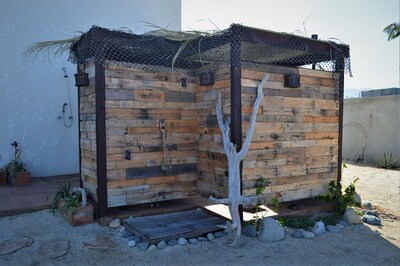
[58,201,94,226]
[10,171,32,186]
[0,170,7,185]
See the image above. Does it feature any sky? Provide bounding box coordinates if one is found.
[182,0,399,93]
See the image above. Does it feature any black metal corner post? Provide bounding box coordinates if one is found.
[77,64,83,189]
[95,62,108,218]
[230,26,244,221]
[335,54,345,185]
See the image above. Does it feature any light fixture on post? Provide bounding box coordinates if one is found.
[74,64,89,87]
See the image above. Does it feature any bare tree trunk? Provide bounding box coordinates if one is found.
[209,74,269,247]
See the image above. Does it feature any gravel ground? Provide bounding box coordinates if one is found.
[0,163,399,266]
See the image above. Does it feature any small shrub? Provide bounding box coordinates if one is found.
[278,216,314,229]
[376,152,398,169]
[314,213,341,225]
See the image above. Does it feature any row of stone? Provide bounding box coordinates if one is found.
[109,218,227,251]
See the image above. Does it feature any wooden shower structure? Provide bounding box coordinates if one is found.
[71,24,350,218]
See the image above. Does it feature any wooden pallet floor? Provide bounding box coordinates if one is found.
[123,209,226,244]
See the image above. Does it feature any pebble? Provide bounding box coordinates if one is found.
[362,201,373,210]
[338,220,349,227]
[343,207,363,224]
[128,240,136,247]
[312,221,326,236]
[214,231,227,238]
[178,237,188,245]
[326,225,341,233]
[197,237,208,242]
[138,242,149,251]
[157,240,167,250]
[365,210,378,217]
[207,233,216,241]
[117,226,126,233]
[242,224,257,238]
[336,223,344,229]
[167,239,178,246]
[257,218,285,242]
[119,231,132,238]
[362,214,381,225]
[125,235,135,241]
[302,231,315,239]
[134,236,142,243]
[292,230,303,239]
[188,238,198,244]
[109,219,121,229]
[147,244,157,251]
[353,193,362,205]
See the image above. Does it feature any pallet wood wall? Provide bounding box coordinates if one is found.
[79,63,98,202]
[241,65,338,203]
[196,67,230,198]
[103,63,198,207]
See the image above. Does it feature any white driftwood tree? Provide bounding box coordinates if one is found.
[209,74,269,246]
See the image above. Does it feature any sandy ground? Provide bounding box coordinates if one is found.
[1,163,399,266]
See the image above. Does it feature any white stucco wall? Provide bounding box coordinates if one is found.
[0,0,181,177]
[343,96,400,165]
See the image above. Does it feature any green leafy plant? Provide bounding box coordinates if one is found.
[316,178,359,214]
[376,152,398,169]
[315,213,341,226]
[278,216,314,229]
[271,192,281,213]
[49,181,82,213]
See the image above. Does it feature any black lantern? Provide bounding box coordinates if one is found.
[74,70,89,87]
[284,74,301,88]
[199,72,214,86]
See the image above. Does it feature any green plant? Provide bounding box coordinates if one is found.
[376,152,398,169]
[315,213,341,225]
[316,178,359,215]
[49,181,82,213]
[278,216,314,229]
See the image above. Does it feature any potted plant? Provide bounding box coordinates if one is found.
[6,141,31,186]
[0,168,7,185]
[50,181,93,226]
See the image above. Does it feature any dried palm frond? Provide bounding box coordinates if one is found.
[23,34,83,60]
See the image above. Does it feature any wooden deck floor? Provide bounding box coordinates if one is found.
[123,209,226,244]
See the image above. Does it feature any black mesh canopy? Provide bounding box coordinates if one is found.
[70,24,351,76]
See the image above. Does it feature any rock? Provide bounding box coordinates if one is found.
[353,193,362,205]
[242,224,257,238]
[134,236,142,243]
[38,239,70,258]
[109,219,121,229]
[336,223,344,229]
[302,231,315,239]
[147,244,157,251]
[128,240,136,247]
[0,237,34,255]
[138,242,149,251]
[343,207,362,224]
[312,221,326,236]
[157,240,167,250]
[362,214,381,225]
[117,226,126,233]
[197,237,208,242]
[214,231,227,238]
[292,230,303,239]
[125,235,135,241]
[365,210,379,217]
[118,231,132,238]
[362,201,373,210]
[188,238,198,244]
[207,233,216,241]
[83,236,118,249]
[178,237,188,245]
[326,225,341,233]
[338,220,349,227]
[168,239,178,246]
[257,218,285,242]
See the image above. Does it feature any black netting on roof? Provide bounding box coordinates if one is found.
[70,24,351,76]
